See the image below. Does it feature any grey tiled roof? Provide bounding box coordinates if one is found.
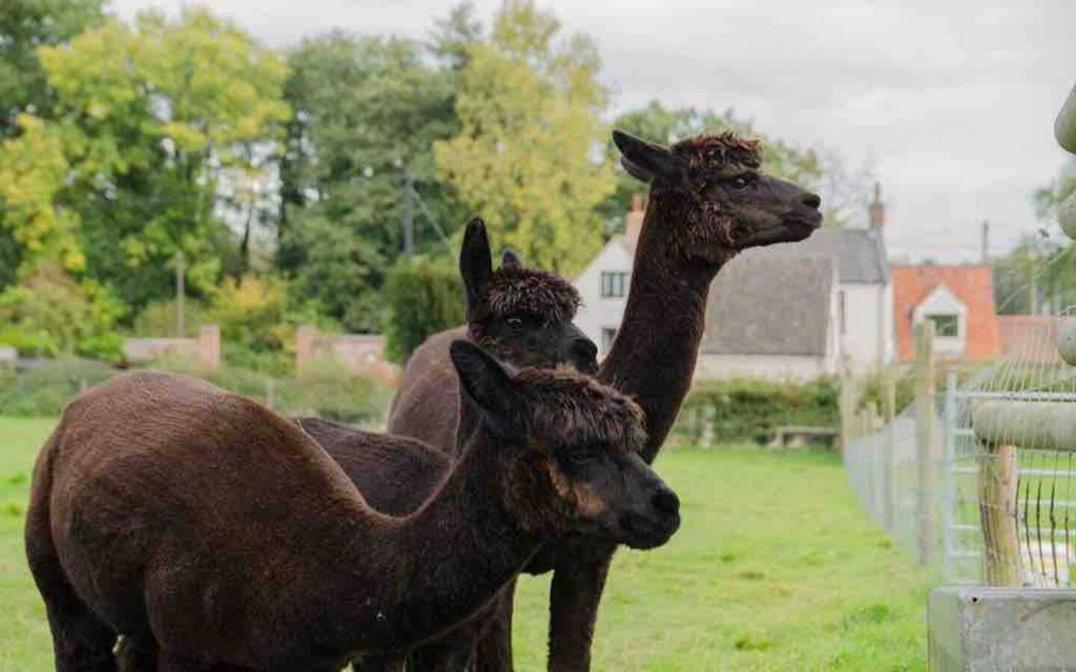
[701,255,835,356]
[760,228,889,284]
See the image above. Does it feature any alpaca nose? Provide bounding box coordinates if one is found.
[651,488,680,516]
[802,192,821,209]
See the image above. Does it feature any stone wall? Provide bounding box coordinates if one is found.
[124,325,220,370]
[295,325,399,385]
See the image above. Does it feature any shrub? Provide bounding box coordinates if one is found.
[673,377,839,446]
[131,298,212,337]
[383,256,465,364]
[277,361,391,424]
[0,357,116,416]
[0,264,124,362]
[210,275,291,352]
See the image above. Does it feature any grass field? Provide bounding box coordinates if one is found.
[0,417,927,671]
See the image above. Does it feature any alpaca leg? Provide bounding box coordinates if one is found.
[406,620,478,671]
[115,636,158,672]
[39,597,117,672]
[546,550,614,672]
[25,497,117,670]
[352,651,405,672]
[472,581,515,672]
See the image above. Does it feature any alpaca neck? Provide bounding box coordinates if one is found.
[328,429,537,651]
[599,193,724,463]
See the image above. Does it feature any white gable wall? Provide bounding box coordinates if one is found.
[912,284,968,359]
[572,238,634,356]
[838,281,894,372]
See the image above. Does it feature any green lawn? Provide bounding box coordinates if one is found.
[0,418,927,671]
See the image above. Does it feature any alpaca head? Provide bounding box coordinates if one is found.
[450,340,680,550]
[613,129,822,266]
[460,218,597,374]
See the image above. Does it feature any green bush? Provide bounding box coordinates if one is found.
[0,264,124,363]
[151,359,390,426]
[0,358,116,416]
[673,377,839,446]
[277,362,391,424]
[131,298,212,337]
[383,256,465,364]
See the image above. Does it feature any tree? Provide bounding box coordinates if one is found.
[434,0,615,275]
[0,114,83,274]
[280,33,463,332]
[0,0,105,137]
[32,8,289,312]
[604,101,828,229]
[383,256,465,363]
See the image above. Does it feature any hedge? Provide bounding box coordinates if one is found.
[672,377,839,446]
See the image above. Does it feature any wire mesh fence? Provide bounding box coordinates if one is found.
[845,316,1076,587]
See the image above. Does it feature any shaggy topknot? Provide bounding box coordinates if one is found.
[673,132,762,171]
[481,266,581,325]
[513,367,647,455]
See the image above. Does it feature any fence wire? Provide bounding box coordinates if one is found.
[846,316,1076,586]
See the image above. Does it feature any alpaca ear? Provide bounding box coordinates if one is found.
[450,341,517,432]
[501,248,521,269]
[459,218,493,320]
[612,130,685,186]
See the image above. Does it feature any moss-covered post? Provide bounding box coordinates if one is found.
[915,321,936,565]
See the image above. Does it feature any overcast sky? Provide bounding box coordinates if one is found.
[111,0,1076,263]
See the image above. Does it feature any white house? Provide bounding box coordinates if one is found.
[572,186,894,380]
[573,196,642,354]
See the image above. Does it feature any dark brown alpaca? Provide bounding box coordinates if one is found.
[388,218,597,453]
[377,130,822,671]
[534,130,824,671]
[25,342,679,671]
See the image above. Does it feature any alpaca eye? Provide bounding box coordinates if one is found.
[568,452,594,468]
[729,176,751,190]
[506,317,524,329]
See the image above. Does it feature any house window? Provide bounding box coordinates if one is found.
[600,271,628,298]
[601,327,617,352]
[926,314,959,338]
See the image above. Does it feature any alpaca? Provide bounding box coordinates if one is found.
[25,342,679,671]
[387,218,596,453]
[536,129,823,671]
[378,130,822,671]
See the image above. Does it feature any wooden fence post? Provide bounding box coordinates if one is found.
[978,442,1021,586]
[915,321,936,565]
[882,370,897,530]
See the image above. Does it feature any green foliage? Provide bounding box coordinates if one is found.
[0,264,123,361]
[993,161,1076,315]
[280,32,464,332]
[210,275,291,352]
[605,101,824,230]
[32,8,290,311]
[131,298,212,338]
[0,357,114,415]
[0,0,106,137]
[674,377,839,445]
[276,361,390,424]
[434,0,615,275]
[383,256,466,363]
[0,114,83,272]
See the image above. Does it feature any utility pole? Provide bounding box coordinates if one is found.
[174,251,186,338]
[980,220,989,264]
[402,165,415,260]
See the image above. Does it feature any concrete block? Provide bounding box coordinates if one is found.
[929,586,1076,670]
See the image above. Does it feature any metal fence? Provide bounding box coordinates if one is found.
[846,318,1076,587]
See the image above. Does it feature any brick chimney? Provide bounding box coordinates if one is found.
[625,193,645,247]
[869,182,885,228]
